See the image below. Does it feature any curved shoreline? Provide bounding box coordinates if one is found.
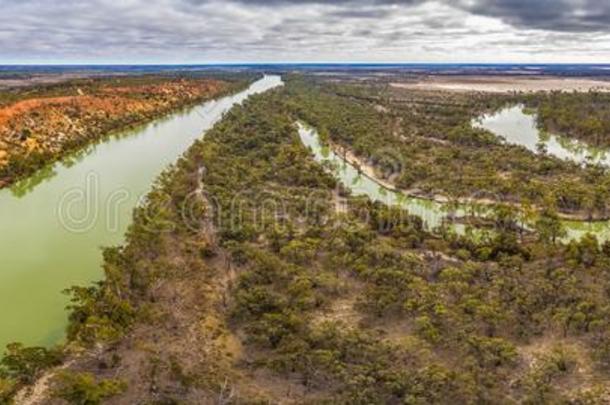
[298,123,610,241]
[332,140,610,223]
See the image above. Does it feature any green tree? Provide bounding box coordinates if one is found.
[0,343,63,384]
[534,205,566,245]
[53,372,126,405]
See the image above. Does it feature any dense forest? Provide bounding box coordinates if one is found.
[283,76,610,221]
[4,85,610,404]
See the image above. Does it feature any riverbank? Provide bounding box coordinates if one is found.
[332,138,610,223]
[0,76,253,190]
[0,76,282,404]
[285,75,610,229]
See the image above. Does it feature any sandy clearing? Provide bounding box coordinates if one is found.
[391,75,610,93]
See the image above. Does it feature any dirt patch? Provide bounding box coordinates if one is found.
[391,75,610,93]
[514,337,609,400]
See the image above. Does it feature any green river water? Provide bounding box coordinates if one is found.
[474,105,610,167]
[0,75,283,351]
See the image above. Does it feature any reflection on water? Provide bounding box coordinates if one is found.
[10,165,58,198]
[0,75,283,350]
[474,105,610,166]
[297,123,460,230]
[9,106,212,199]
[474,105,610,241]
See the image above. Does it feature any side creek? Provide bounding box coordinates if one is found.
[297,121,610,243]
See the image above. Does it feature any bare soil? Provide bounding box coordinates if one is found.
[391,75,610,93]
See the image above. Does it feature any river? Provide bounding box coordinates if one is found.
[297,122,610,243]
[474,105,610,240]
[297,123,467,232]
[0,75,283,351]
[474,104,610,166]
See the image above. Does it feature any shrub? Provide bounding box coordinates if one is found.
[53,372,127,405]
[0,343,63,384]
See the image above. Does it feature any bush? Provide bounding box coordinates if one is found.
[0,377,17,403]
[0,343,63,384]
[53,372,127,405]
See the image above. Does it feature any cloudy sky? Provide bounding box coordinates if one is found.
[2,0,610,64]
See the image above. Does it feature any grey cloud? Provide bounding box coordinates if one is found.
[328,8,394,19]
[459,0,610,32]
[192,0,610,32]
[0,0,609,63]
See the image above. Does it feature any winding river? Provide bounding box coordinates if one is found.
[475,105,610,240]
[0,75,283,351]
[297,120,610,243]
[298,123,466,231]
[474,105,610,167]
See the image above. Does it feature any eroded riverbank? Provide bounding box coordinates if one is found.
[0,76,246,190]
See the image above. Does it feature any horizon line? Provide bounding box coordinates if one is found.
[2,62,610,67]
